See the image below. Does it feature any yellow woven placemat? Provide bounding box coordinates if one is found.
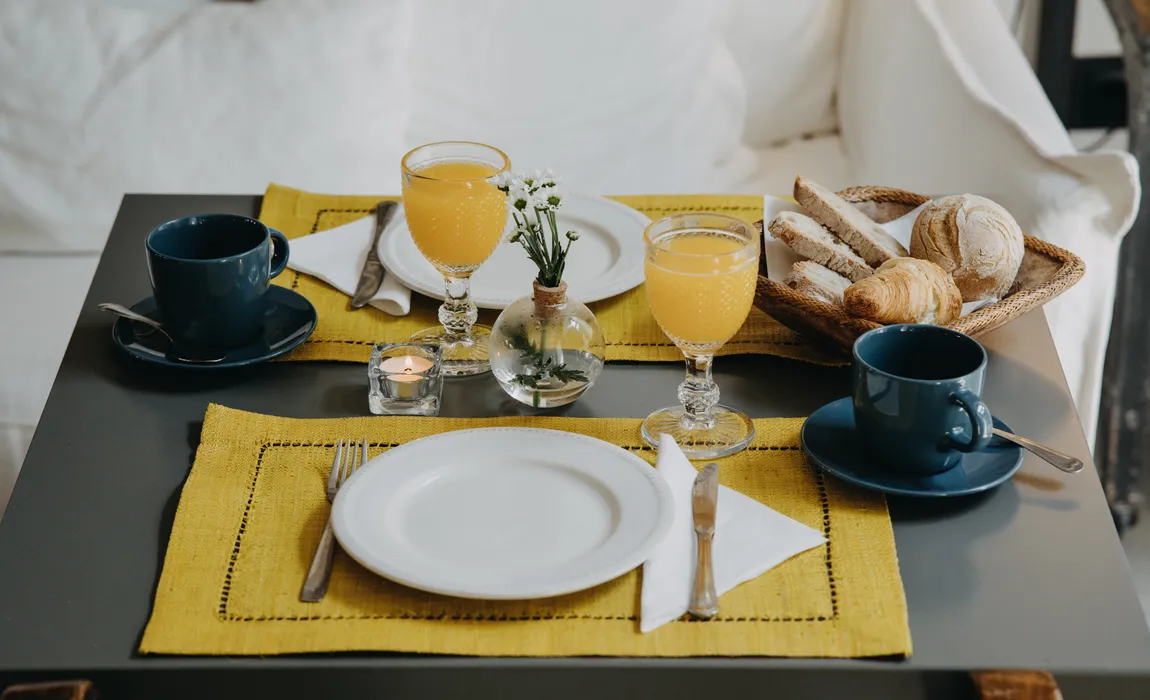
[140,404,910,657]
[260,183,839,364]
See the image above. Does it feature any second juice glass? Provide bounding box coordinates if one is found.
[642,213,760,458]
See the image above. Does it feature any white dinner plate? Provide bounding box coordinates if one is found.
[331,428,674,599]
[379,193,649,310]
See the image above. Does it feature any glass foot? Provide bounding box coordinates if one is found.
[641,405,755,459]
[410,325,492,377]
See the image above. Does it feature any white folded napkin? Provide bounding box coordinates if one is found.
[286,206,413,315]
[762,195,994,316]
[640,434,826,633]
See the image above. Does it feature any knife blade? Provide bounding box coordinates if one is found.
[351,201,398,308]
[689,462,719,618]
[692,463,718,533]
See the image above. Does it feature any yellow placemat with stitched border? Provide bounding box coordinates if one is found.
[259,184,841,365]
[140,404,910,657]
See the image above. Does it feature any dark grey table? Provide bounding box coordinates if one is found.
[1,195,1149,699]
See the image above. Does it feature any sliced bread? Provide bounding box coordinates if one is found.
[768,211,873,283]
[793,176,908,266]
[785,261,852,307]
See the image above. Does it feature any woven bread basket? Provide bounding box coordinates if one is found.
[753,186,1086,350]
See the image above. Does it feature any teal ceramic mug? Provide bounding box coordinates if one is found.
[145,214,290,349]
[852,324,993,476]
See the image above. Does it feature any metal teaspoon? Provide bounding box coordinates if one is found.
[993,428,1084,474]
[98,303,225,364]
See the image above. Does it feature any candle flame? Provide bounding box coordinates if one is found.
[403,356,415,374]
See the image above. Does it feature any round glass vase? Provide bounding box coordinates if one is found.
[489,281,605,408]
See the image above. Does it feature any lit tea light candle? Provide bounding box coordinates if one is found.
[379,355,433,400]
[368,342,443,417]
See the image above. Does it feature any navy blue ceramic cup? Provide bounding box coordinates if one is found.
[853,324,993,476]
[145,214,289,349]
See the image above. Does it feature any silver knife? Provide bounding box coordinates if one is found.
[689,462,719,619]
[351,201,398,308]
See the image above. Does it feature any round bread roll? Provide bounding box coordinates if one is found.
[909,194,1023,302]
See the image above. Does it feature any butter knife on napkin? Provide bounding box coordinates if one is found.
[689,462,719,618]
[351,201,399,308]
[639,434,826,633]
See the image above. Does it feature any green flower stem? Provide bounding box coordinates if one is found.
[547,209,560,271]
[504,181,577,289]
[513,212,548,270]
[534,321,547,408]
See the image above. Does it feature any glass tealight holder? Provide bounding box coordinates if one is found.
[368,343,443,416]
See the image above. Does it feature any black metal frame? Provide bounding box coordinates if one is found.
[1037,0,1127,128]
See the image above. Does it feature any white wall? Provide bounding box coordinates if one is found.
[1074,0,1121,57]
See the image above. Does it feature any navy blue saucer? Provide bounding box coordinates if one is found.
[801,397,1023,498]
[111,285,317,370]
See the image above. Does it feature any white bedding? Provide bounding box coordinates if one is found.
[0,0,414,253]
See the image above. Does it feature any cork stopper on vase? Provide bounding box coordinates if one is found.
[532,280,568,307]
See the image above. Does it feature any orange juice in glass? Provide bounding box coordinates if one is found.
[402,142,510,376]
[642,214,759,458]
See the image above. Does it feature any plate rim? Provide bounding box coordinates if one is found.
[110,286,317,370]
[379,194,649,310]
[801,397,1024,498]
[331,426,674,599]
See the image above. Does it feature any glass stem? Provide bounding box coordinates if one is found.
[678,352,719,429]
[439,274,477,340]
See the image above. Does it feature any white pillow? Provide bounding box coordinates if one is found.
[725,0,844,146]
[404,0,753,195]
[0,0,413,253]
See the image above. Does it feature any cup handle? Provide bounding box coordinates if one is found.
[268,228,290,279]
[947,388,993,453]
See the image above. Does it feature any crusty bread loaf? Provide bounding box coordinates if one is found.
[794,176,908,266]
[844,257,962,325]
[768,211,873,283]
[785,261,852,307]
[910,194,1024,302]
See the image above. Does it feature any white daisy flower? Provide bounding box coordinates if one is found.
[543,188,564,210]
[528,187,561,212]
[534,169,557,189]
[508,180,531,212]
[529,190,559,212]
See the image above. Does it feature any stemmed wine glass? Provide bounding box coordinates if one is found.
[641,213,760,458]
[401,141,511,376]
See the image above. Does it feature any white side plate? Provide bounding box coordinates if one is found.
[331,428,673,600]
[379,194,649,310]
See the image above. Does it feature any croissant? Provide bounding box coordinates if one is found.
[910,194,1023,302]
[844,257,962,325]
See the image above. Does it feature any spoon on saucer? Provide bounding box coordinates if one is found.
[98,303,225,364]
[992,428,1083,474]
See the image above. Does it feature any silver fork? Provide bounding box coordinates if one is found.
[300,438,367,602]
